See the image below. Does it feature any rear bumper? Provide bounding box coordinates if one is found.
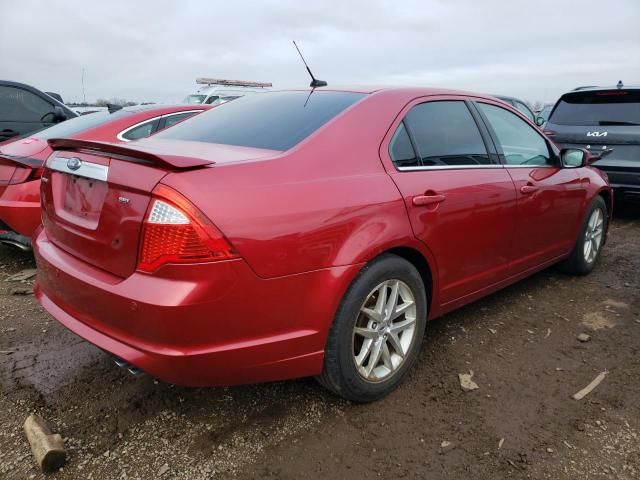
[33,229,362,386]
[0,179,41,237]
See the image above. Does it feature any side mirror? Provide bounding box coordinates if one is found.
[45,91,64,103]
[535,116,545,126]
[53,106,67,123]
[561,148,590,168]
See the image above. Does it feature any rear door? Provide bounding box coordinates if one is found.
[474,101,585,273]
[382,97,518,306]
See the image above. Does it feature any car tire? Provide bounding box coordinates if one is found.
[559,195,608,276]
[317,254,427,403]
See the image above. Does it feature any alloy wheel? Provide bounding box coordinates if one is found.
[583,207,604,263]
[352,279,417,382]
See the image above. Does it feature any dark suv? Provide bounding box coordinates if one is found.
[0,80,77,143]
[544,84,640,202]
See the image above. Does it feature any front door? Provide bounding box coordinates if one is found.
[474,101,585,273]
[383,98,518,307]
[0,85,56,142]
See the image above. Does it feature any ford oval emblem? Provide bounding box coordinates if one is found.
[67,157,82,171]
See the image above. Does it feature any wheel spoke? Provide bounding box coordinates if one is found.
[390,300,415,321]
[354,327,378,339]
[385,281,400,321]
[355,338,373,367]
[381,343,393,370]
[361,307,382,323]
[387,331,404,357]
[374,283,388,318]
[365,340,383,377]
[584,238,592,260]
[390,317,416,334]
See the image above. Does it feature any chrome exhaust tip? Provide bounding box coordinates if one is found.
[0,229,32,251]
[0,239,32,251]
[113,357,145,377]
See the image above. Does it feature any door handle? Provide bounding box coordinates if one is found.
[520,184,539,194]
[412,193,446,206]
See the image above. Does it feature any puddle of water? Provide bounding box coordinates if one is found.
[0,330,104,395]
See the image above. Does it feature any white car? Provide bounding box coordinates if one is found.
[183,78,272,105]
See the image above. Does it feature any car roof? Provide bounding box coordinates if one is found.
[491,94,529,104]
[271,86,503,100]
[568,85,640,93]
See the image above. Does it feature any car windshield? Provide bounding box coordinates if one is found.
[34,110,132,139]
[156,90,366,151]
[549,90,640,126]
[183,94,207,104]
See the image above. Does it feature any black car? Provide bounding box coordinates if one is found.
[0,80,77,142]
[493,95,536,123]
[544,83,640,202]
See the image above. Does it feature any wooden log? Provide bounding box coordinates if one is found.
[23,414,66,472]
[572,371,609,401]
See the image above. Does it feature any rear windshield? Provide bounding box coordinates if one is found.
[549,90,640,126]
[35,110,132,139]
[155,91,366,151]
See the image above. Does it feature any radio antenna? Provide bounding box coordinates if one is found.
[293,41,327,88]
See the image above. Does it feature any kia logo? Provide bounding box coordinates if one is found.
[586,131,607,137]
[66,157,82,171]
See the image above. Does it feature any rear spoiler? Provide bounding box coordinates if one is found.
[47,138,215,170]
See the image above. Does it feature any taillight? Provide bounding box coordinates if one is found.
[542,129,556,137]
[137,184,238,273]
[8,166,43,184]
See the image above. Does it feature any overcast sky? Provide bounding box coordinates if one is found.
[1,0,638,104]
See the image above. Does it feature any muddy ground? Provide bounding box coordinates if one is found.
[0,204,638,480]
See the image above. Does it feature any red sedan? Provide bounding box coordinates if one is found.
[33,88,611,402]
[0,104,211,249]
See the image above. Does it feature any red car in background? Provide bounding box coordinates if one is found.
[33,88,611,402]
[0,104,211,249]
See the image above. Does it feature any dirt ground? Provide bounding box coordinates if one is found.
[0,204,638,480]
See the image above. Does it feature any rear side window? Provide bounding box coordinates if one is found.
[550,90,640,126]
[155,91,366,151]
[120,119,160,141]
[389,122,418,167]
[478,103,552,166]
[402,101,491,166]
[163,111,199,129]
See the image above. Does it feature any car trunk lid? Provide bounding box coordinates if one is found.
[41,139,220,278]
[41,138,275,278]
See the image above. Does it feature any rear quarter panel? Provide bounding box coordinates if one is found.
[579,166,614,235]
[160,91,421,279]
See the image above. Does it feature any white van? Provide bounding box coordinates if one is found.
[183,78,272,105]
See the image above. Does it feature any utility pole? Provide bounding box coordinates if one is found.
[81,68,86,104]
